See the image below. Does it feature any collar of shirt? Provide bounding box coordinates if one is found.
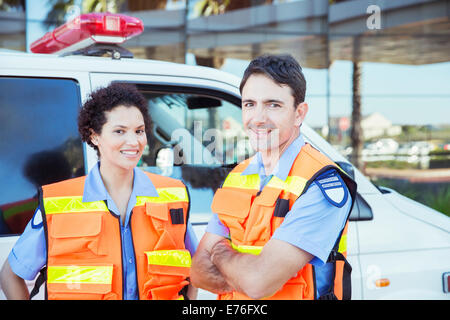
[82,162,158,224]
[241,134,306,183]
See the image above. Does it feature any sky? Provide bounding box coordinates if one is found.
[25,0,450,128]
[221,58,450,128]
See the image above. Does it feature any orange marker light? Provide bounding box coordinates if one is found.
[375,278,390,288]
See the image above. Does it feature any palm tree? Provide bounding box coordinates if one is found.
[193,1,275,133]
[193,0,276,67]
[350,36,364,171]
[193,0,273,17]
[44,0,76,28]
[44,0,173,28]
[0,0,25,11]
[44,0,125,28]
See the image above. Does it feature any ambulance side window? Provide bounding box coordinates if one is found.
[136,87,253,167]
[0,77,85,236]
[129,84,248,219]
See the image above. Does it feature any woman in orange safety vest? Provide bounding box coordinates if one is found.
[0,83,196,300]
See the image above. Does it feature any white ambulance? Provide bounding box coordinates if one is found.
[0,13,449,300]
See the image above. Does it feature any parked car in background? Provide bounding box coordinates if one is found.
[0,13,449,300]
[398,141,434,156]
[363,138,399,156]
[443,143,450,151]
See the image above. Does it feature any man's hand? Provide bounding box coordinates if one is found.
[210,239,248,294]
[210,238,313,299]
[190,232,234,294]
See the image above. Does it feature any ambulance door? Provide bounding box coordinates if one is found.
[0,67,91,299]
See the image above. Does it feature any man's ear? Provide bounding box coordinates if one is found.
[295,102,308,127]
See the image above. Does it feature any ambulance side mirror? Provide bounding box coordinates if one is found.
[336,161,355,180]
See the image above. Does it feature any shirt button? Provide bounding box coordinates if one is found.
[129,258,133,264]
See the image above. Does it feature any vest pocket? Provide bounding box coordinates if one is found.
[212,188,253,243]
[211,188,252,219]
[49,212,106,257]
[145,202,186,250]
[47,264,116,300]
[142,250,191,300]
[145,249,191,277]
[144,281,189,300]
[145,202,169,221]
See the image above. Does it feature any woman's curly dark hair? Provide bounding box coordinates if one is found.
[78,83,152,156]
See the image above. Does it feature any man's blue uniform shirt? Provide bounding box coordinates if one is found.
[8,162,198,300]
[206,134,352,298]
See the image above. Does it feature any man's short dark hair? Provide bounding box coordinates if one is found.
[239,54,307,107]
[78,83,151,156]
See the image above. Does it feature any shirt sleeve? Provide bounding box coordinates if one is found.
[272,181,352,267]
[8,207,47,280]
[184,221,199,256]
[205,213,230,238]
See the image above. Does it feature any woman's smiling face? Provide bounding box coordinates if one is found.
[91,105,147,172]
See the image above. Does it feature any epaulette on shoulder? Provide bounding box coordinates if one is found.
[314,169,349,208]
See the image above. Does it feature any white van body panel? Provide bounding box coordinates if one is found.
[0,51,449,300]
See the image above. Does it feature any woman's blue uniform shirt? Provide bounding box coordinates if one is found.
[206,135,352,298]
[8,163,198,300]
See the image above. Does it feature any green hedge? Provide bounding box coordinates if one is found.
[373,178,450,217]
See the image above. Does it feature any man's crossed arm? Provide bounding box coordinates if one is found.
[190,232,313,299]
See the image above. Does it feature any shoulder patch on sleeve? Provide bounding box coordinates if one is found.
[315,170,348,208]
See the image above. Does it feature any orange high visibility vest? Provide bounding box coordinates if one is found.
[39,171,191,300]
[211,143,356,300]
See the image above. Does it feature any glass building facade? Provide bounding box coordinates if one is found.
[1,0,449,212]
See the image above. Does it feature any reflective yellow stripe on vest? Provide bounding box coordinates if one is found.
[47,265,113,284]
[136,187,189,206]
[266,176,308,197]
[44,187,188,215]
[231,243,263,255]
[145,250,191,268]
[222,173,308,197]
[338,234,347,253]
[223,173,260,190]
[44,196,107,215]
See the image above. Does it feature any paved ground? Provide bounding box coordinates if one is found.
[364,168,450,183]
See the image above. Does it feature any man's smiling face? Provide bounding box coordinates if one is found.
[241,73,307,156]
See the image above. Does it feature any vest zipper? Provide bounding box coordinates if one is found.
[184,185,191,244]
[128,209,140,300]
[39,187,49,300]
[106,203,125,300]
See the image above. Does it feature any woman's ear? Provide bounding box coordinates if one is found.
[90,129,99,146]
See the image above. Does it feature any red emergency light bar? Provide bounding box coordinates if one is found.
[30,13,143,55]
